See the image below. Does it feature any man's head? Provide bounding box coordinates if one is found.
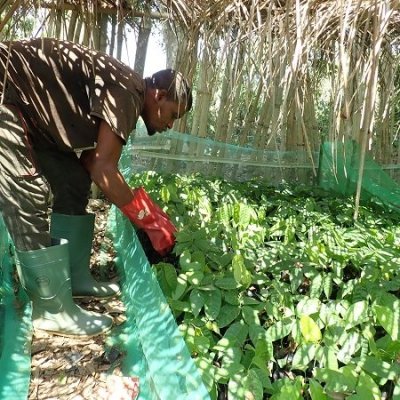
[141,69,192,136]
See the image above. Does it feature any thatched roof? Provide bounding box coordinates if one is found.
[12,1,399,40]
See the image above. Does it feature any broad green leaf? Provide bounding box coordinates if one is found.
[228,370,263,400]
[308,379,328,400]
[243,369,264,400]
[161,263,178,289]
[218,203,231,226]
[266,318,295,342]
[343,300,369,329]
[265,301,281,321]
[337,331,361,364]
[291,343,318,371]
[242,296,261,306]
[248,324,269,347]
[299,315,322,343]
[373,304,400,341]
[252,367,273,392]
[204,289,222,320]
[160,185,170,203]
[296,297,321,316]
[213,337,234,352]
[315,345,338,369]
[189,288,204,317]
[168,299,190,312]
[185,270,204,286]
[180,250,205,272]
[375,334,400,361]
[360,356,398,384]
[179,250,193,270]
[215,277,240,290]
[393,380,400,400]
[318,303,341,327]
[195,355,216,393]
[354,372,381,400]
[215,362,244,383]
[186,335,210,355]
[216,304,240,328]
[242,306,260,326]
[232,253,252,287]
[224,290,240,305]
[270,377,303,400]
[310,273,323,298]
[172,274,187,300]
[224,321,249,347]
[290,268,304,293]
[323,273,333,299]
[232,203,253,229]
[251,338,274,371]
[216,347,244,383]
[314,366,357,394]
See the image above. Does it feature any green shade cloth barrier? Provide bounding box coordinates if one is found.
[0,216,32,400]
[108,209,211,400]
[318,140,400,212]
[131,127,318,185]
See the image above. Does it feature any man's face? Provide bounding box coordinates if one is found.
[142,89,187,136]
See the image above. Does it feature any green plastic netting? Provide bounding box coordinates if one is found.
[0,217,32,400]
[131,128,319,185]
[106,135,211,399]
[107,210,211,400]
[318,140,400,212]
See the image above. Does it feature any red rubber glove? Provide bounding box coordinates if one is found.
[120,187,177,256]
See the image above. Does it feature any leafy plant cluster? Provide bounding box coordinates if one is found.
[129,171,400,400]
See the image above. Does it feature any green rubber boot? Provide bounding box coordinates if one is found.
[15,239,113,337]
[50,213,120,298]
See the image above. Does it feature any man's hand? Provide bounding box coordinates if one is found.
[120,187,176,256]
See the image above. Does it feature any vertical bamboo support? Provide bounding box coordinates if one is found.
[215,30,235,143]
[163,21,178,68]
[174,30,198,133]
[73,15,83,42]
[375,51,395,164]
[67,10,78,41]
[354,2,392,220]
[116,18,124,60]
[109,13,117,57]
[134,13,152,78]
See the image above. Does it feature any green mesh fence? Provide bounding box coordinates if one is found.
[107,211,211,400]
[318,140,400,212]
[106,137,211,399]
[131,127,319,185]
[0,217,32,400]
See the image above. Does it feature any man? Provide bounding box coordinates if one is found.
[0,37,192,337]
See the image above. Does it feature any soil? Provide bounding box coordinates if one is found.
[27,199,139,400]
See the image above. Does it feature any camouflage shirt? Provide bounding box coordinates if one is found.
[0,38,144,151]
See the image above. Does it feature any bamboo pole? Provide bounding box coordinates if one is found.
[116,18,124,60]
[67,10,78,41]
[35,1,167,19]
[354,1,393,220]
[109,13,116,57]
[375,50,395,164]
[134,14,152,78]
